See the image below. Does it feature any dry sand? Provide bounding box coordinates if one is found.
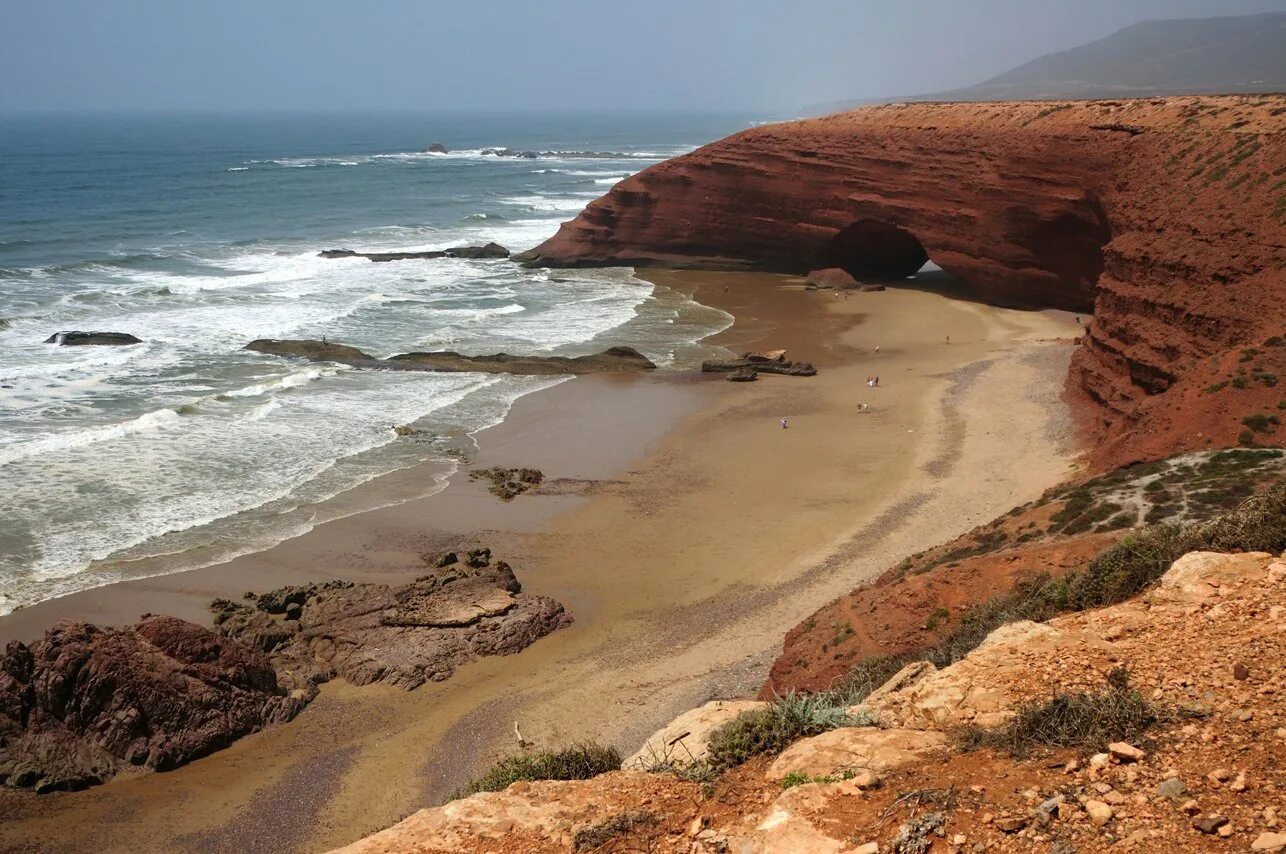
[0,270,1084,853]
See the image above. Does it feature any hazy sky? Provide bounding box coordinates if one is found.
[2,0,1284,113]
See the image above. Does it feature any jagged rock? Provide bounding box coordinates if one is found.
[434,552,459,568]
[1157,777,1186,798]
[1192,814,1229,834]
[0,617,306,792]
[702,358,816,377]
[726,367,758,382]
[214,556,568,692]
[43,331,142,346]
[317,243,509,262]
[624,699,769,769]
[426,143,448,154]
[742,350,787,362]
[766,727,948,781]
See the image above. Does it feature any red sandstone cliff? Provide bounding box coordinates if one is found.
[521,96,1286,470]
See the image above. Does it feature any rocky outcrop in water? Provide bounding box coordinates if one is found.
[387,346,656,375]
[43,331,142,346]
[212,552,571,692]
[0,616,306,793]
[479,148,633,160]
[517,95,1286,470]
[245,339,657,376]
[318,242,509,262]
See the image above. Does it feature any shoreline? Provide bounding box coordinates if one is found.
[0,270,1085,852]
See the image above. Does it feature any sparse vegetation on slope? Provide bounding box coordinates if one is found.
[452,743,621,800]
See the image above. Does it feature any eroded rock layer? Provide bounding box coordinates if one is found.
[521,96,1286,469]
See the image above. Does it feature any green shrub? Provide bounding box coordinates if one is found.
[707,692,853,769]
[956,669,1158,757]
[453,743,621,799]
[1242,413,1277,433]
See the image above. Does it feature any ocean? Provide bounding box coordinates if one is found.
[0,111,756,615]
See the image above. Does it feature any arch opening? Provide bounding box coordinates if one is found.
[827,219,929,281]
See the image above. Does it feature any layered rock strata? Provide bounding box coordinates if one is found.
[519,96,1286,469]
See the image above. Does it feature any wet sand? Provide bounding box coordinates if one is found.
[0,270,1084,852]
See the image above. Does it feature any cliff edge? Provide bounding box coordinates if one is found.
[520,95,1286,470]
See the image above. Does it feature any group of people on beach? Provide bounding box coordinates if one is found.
[866,375,880,387]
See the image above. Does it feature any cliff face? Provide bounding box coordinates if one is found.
[521,96,1286,469]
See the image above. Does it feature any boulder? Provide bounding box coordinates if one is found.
[766,727,947,781]
[43,331,142,346]
[0,617,306,792]
[624,699,768,769]
[726,367,758,382]
[728,780,871,853]
[1148,550,1273,605]
[426,143,449,154]
[445,242,510,259]
[805,268,858,289]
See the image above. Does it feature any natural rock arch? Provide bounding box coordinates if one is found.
[827,219,929,281]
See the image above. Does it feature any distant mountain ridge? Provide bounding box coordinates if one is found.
[805,12,1286,115]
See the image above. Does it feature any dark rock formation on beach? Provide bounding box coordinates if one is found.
[804,267,858,289]
[518,95,1286,471]
[318,242,509,262]
[0,617,306,792]
[246,338,657,376]
[426,143,449,154]
[703,350,816,377]
[387,345,656,375]
[43,331,142,346]
[211,552,571,692]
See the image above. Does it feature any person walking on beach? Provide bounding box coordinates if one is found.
[874,344,880,353]
[780,418,788,429]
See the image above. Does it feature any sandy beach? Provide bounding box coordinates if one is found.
[0,270,1084,852]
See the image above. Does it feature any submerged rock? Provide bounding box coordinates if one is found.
[43,331,142,346]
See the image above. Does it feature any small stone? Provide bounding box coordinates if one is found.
[1234,662,1250,680]
[1103,624,1125,641]
[1039,794,1066,814]
[1108,742,1145,763]
[1085,800,1114,827]
[854,843,879,854]
[1063,759,1080,773]
[981,813,994,824]
[1230,772,1247,792]
[953,835,967,845]
[1093,782,1114,795]
[995,816,1028,833]
[1218,824,1235,838]
[1252,832,1286,851]
[1089,752,1111,768]
[1104,790,1128,805]
[688,816,706,837]
[1157,777,1186,798]
[1192,814,1229,834]
[1208,768,1233,784]
[1181,799,1200,815]
[851,769,881,790]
